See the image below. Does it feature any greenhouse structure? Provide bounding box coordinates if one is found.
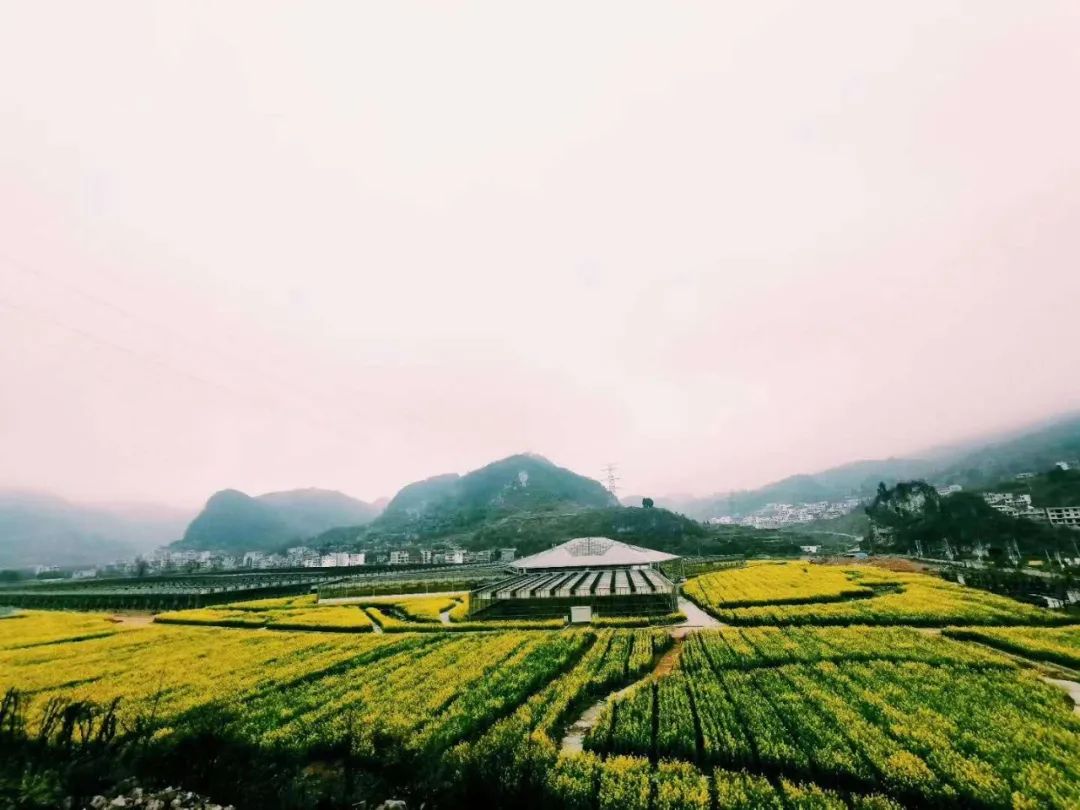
[468,536,679,619]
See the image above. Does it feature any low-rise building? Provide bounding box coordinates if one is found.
[1046,506,1080,528]
[983,492,1032,516]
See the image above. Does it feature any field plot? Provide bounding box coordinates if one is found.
[684,562,1067,626]
[584,627,1080,809]
[0,610,122,650]
[4,571,1079,809]
[157,603,376,632]
[156,593,567,632]
[0,613,631,752]
[0,613,674,803]
[683,561,873,608]
[944,625,1080,670]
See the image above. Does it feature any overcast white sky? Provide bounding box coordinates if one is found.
[2,2,1079,508]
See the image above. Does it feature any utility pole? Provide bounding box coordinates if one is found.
[602,463,621,501]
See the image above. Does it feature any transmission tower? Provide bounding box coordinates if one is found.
[602,463,621,500]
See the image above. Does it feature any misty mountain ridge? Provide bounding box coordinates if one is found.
[174,488,382,553]
[0,490,193,568]
[652,411,1080,519]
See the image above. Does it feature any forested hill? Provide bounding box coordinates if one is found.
[865,480,1075,559]
[370,454,616,537]
[174,488,381,552]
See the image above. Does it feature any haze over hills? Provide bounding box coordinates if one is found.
[642,412,1080,520]
[6,412,1080,566]
[174,488,382,553]
[0,491,193,568]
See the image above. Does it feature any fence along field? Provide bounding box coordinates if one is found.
[2,560,1080,809]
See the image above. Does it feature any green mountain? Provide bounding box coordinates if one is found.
[371,454,617,538]
[257,489,382,537]
[175,488,380,552]
[0,490,192,568]
[865,481,1074,559]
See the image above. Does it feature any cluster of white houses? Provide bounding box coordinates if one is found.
[983,493,1080,529]
[298,547,517,568]
[468,536,680,620]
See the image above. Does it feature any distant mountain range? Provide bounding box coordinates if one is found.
[0,491,193,568]
[174,488,383,553]
[6,411,1080,565]
[636,412,1080,520]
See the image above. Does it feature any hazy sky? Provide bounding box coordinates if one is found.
[2,2,1079,508]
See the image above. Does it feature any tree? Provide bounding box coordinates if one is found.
[642,498,654,509]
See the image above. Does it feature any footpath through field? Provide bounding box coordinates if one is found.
[677,596,724,628]
[561,627,691,753]
[1042,677,1080,715]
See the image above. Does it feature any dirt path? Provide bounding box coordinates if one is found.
[365,609,384,634]
[439,607,453,625]
[109,613,155,628]
[677,597,724,628]
[561,633,687,753]
[561,672,657,754]
[1042,677,1080,715]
